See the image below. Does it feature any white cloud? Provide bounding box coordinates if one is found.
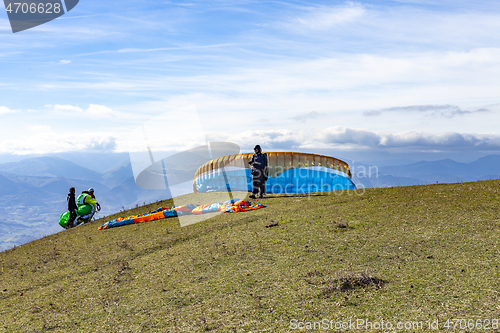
[52,104,83,112]
[59,60,71,64]
[50,104,122,119]
[363,110,382,117]
[290,111,325,122]
[204,129,304,151]
[279,2,366,32]
[86,104,121,118]
[0,106,18,115]
[0,129,120,155]
[87,136,117,152]
[27,125,52,132]
[316,127,381,148]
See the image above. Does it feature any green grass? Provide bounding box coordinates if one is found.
[1,182,499,332]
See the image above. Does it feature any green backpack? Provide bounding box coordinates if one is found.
[59,211,70,228]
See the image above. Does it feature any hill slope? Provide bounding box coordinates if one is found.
[0,182,499,332]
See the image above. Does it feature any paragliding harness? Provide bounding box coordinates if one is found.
[78,193,96,222]
[59,211,96,229]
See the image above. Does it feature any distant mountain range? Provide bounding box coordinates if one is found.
[0,156,102,181]
[1,154,499,251]
[351,155,500,189]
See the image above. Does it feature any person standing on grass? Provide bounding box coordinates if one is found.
[66,187,78,229]
[249,145,268,199]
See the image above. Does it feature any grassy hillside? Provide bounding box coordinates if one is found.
[1,181,499,332]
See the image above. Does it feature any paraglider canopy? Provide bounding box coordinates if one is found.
[193,152,355,194]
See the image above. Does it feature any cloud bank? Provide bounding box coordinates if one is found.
[0,129,118,155]
[211,127,500,153]
[316,127,500,151]
[364,104,490,118]
[1,123,500,155]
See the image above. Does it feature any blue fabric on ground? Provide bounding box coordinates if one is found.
[222,198,240,205]
[163,210,178,218]
[201,203,222,213]
[105,218,135,229]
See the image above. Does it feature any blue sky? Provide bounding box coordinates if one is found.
[1,0,500,160]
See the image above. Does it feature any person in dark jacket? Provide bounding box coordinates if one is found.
[66,187,78,229]
[249,145,268,199]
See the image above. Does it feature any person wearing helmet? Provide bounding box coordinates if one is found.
[87,188,101,212]
[76,188,101,224]
[249,145,268,199]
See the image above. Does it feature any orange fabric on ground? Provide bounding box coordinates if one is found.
[191,204,210,214]
[173,205,191,212]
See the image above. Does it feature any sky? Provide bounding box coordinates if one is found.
[1,0,500,164]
